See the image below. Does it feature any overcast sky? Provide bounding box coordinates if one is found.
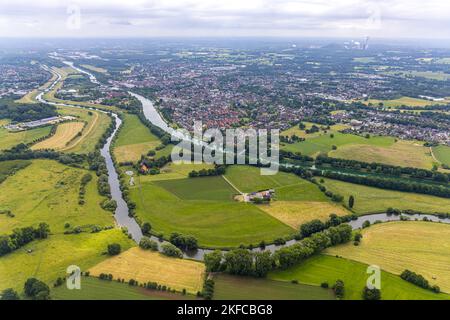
[0,0,449,39]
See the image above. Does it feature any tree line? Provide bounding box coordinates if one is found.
[0,223,50,256]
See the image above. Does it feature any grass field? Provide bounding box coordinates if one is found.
[155,176,237,201]
[213,274,335,300]
[131,177,295,247]
[281,131,395,157]
[32,121,84,151]
[0,229,135,292]
[326,221,450,293]
[282,122,350,139]
[224,165,312,193]
[260,201,350,229]
[138,162,215,182]
[330,140,435,169]
[0,160,114,234]
[88,247,205,294]
[364,96,445,108]
[321,177,450,214]
[57,106,111,154]
[80,64,108,74]
[268,255,450,300]
[51,276,195,300]
[433,145,450,166]
[0,126,52,151]
[0,160,31,182]
[114,114,160,163]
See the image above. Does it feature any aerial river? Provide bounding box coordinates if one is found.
[37,62,450,261]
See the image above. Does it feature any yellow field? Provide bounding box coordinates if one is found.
[88,247,205,293]
[326,222,450,292]
[260,201,350,229]
[114,141,160,163]
[329,140,436,169]
[57,106,111,154]
[32,122,84,150]
[81,64,108,74]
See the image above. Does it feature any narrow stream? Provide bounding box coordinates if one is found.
[38,63,450,262]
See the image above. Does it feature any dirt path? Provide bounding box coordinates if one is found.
[221,175,243,195]
[430,146,440,163]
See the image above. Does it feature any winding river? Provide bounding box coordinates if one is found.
[37,62,450,261]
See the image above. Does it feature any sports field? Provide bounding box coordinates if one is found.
[326,221,450,292]
[130,175,295,247]
[51,276,195,300]
[268,255,450,300]
[0,160,114,234]
[321,177,450,214]
[213,274,335,300]
[329,140,435,169]
[0,125,52,151]
[32,121,84,150]
[88,247,205,294]
[113,113,160,163]
[0,229,135,292]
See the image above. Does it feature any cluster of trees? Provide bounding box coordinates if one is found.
[139,236,159,251]
[78,173,92,205]
[102,94,142,113]
[144,280,179,295]
[400,270,440,293]
[188,165,226,178]
[279,150,314,163]
[0,223,50,256]
[99,273,114,281]
[24,278,50,300]
[362,286,381,300]
[316,155,450,183]
[280,134,304,144]
[0,144,85,168]
[201,279,215,300]
[139,155,171,175]
[333,280,345,299]
[0,288,20,300]
[321,170,450,198]
[0,101,57,122]
[87,152,111,198]
[169,233,198,251]
[161,242,183,258]
[204,224,353,277]
[107,243,121,256]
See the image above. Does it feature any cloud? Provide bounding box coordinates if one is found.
[0,0,449,38]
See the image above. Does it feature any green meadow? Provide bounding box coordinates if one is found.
[114,113,161,163]
[0,125,52,151]
[268,255,450,300]
[0,160,114,235]
[155,176,236,201]
[130,175,295,248]
[0,160,31,182]
[0,230,135,292]
[321,177,450,214]
[213,274,335,300]
[433,145,450,166]
[52,276,193,300]
[281,130,394,157]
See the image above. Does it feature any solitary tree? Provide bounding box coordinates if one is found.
[348,195,355,209]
